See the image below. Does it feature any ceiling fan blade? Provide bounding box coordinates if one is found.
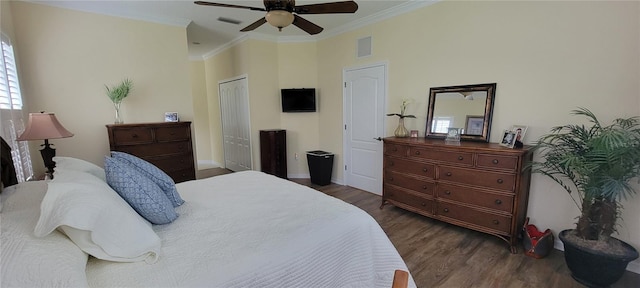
[292,15,323,35]
[294,1,358,14]
[240,17,267,32]
[194,1,266,12]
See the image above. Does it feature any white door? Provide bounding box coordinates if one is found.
[219,76,252,172]
[343,64,386,195]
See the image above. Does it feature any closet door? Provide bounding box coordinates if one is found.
[219,76,252,172]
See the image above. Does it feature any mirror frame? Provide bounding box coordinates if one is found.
[425,83,496,142]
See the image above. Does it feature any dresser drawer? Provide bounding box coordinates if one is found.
[477,154,518,171]
[436,202,512,234]
[439,166,515,192]
[384,157,435,179]
[385,171,435,196]
[112,128,153,145]
[436,183,514,213]
[155,126,190,142]
[147,155,194,173]
[168,168,196,183]
[114,141,191,158]
[409,147,473,166]
[384,186,434,214]
[384,144,408,157]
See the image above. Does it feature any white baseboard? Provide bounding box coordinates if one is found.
[197,160,220,170]
[287,173,310,179]
[552,239,639,274]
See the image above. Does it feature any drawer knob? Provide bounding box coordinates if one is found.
[422,168,428,172]
[446,172,452,177]
[393,147,397,152]
[497,179,504,184]
[495,199,502,205]
[492,159,499,164]
[390,161,394,166]
[132,134,138,138]
[389,177,394,181]
[457,156,464,160]
[443,208,449,213]
[493,220,500,225]
[445,190,451,195]
[415,151,421,155]
[421,202,426,207]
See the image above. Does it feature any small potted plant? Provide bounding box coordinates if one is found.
[530,107,639,287]
[105,78,133,124]
[387,99,416,137]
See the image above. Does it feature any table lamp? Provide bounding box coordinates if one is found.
[17,112,73,179]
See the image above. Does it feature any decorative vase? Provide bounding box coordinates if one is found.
[113,101,123,124]
[559,229,639,287]
[394,118,409,137]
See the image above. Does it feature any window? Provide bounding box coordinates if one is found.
[432,116,452,133]
[1,33,32,182]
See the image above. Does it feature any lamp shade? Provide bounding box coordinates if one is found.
[265,10,294,29]
[17,112,74,141]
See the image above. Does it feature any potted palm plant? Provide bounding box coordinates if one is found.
[530,108,640,287]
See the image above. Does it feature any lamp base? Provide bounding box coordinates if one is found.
[40,139,56,179]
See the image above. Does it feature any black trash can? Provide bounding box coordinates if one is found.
[307,150,334,186]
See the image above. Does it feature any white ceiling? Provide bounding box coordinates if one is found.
[29,0,437,59]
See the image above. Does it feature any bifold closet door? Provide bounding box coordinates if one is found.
[219,76,252,172]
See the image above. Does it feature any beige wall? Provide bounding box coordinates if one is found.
[277,42,319,177]
[190,60,213,167]
[8,1,193,171]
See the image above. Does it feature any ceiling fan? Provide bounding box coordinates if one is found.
[194,0,358,35]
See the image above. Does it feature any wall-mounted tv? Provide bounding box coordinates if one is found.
[281,88,316,112]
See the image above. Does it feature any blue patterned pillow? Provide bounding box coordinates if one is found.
[110,151,185,207]
[105,156,178,225]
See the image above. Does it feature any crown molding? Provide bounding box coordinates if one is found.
[25,0,191,27]
[317,0,439,40]
[201,0,439,59]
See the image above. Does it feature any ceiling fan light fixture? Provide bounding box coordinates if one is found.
[265,10,294,31]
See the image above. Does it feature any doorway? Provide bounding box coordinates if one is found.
[218,76,252,172]
[343,63,387,195]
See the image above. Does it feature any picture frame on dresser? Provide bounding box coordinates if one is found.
[164,112,179,122]
[500,130,516,148]
[511,125,528,148]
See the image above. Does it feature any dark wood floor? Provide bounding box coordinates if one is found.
[290,179,640,288]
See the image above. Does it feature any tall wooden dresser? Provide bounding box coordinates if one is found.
[382,137,532,253]
[106,122,196,183]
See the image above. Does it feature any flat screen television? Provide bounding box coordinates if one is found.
[281,88,316,112]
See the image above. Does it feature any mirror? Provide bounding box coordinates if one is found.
[425,83,496,142]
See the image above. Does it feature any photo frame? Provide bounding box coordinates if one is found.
[410,130,419,138]
[500,129,517,148]
[445,127,461,143]
[164,112,179,122]
[465,115,485,135]
[511,125,528,148]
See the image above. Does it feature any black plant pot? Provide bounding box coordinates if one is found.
[559,229,639,288]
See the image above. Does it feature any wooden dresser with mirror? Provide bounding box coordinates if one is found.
[382,137,532,253]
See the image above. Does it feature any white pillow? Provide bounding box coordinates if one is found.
[53,156,106,181]
[34,169,161,263]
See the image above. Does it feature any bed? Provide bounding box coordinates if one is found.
[1,156,416,287]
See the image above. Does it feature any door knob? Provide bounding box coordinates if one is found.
[373,137,382,141]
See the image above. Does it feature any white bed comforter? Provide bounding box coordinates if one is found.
[87,171,415,287]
